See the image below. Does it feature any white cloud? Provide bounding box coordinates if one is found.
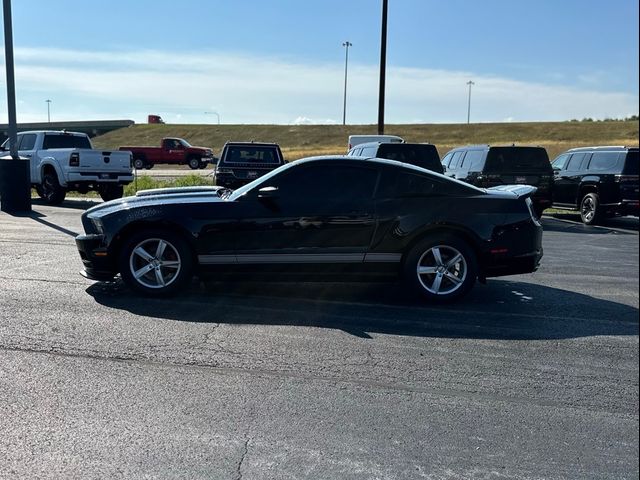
[1,47,637,124]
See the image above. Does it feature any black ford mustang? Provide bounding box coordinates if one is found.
[76,156,543,302]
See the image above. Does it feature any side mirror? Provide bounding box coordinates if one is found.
[257,186,279,200]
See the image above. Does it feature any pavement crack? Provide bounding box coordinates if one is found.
[235,436,250,480]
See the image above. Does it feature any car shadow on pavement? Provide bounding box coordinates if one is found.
[31,197,102,211]
[543,215,639,233]
[86,278,639,341]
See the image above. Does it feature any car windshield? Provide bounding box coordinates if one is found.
[178,139,192,148]
[623,150,639,175]
[484,147,550,172]
[227,161,295,200]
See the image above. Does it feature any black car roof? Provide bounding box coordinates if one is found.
[224,141,280,147]
[446,144,545,153]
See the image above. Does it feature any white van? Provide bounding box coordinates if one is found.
[347,134,404,151]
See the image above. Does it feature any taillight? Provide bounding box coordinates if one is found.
[69,152,80,167]
[615,175,639,183]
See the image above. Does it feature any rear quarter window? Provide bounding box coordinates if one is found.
[587,152,623,172]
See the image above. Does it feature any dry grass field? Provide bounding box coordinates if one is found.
[93,120,639,162]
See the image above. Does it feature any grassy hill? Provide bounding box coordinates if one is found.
[92,120,639,162]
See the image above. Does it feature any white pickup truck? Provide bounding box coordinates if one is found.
[1,130,133,204]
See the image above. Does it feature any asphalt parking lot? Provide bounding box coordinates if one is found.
[0,200,638,480]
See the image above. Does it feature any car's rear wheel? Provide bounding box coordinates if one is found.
[119,230,193,296]
[580,192,603,225]
[133,157,146,170]
[403,235,477,302]
[98,184,124,202]
[41,172,66,205]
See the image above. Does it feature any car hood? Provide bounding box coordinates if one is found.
[85,186,226,220]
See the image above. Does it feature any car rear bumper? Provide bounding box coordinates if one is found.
[66,172,134,184]
[75,233,117,281]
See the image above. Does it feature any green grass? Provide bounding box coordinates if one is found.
[92,120,639,162]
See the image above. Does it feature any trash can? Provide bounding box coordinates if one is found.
[0,155,31,213]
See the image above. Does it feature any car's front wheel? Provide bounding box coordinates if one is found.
[403,235,477,302]
[119,230,193,295]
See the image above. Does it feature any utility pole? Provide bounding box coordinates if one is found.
[466,80,475,124]
[377,0,388,135]
[46,99,51,124]
[1,0,31,213]
[204,111,220,124]
[342,41,352,126]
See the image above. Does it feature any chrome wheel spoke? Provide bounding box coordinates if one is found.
[155,240,167,259]
[418,266,437,274]
[161,260,180,269]
[134,263,155,279]
[154,268,166,287]
[444,270,463,284]
[446,253,462,269]
[432,247,443,266]
[133,246,154,262]
[431,273,443,293]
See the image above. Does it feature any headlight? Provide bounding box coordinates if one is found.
[91,218,104,234]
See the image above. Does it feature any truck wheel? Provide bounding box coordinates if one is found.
[98,184,124,202]
[133,158,146,170]
[403,234,477,303]
[41,172,66,205]
[35,184,46,199]
[118,229,194,296]
[188,157,201,170]
[580,193,603,225]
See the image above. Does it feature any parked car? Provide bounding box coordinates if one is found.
[347,134,404,151]
[75,156,543,302]
[214,141,285,188]
[119,138,215,170]
[550,146,639,224]
[1,130,133,204]
[347,141,444,174]
[442,145,553,217]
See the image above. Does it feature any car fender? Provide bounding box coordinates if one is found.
[39,157,67,186]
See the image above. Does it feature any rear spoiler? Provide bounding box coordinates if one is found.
[486,184,537,199]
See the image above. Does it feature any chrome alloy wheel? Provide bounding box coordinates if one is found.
[128,238,182,289]
[581,196,595,223]
[416,245,467,295]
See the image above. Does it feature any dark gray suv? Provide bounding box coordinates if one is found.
[442,145,553,217]
[347,142,444,174]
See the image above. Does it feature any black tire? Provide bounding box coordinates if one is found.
[580,192,603,225]
[403,234,477,303]
[118,229,194,296]
[98,184,124,202]
[188,157,201,170]
[40,172,66,205]
[133,157,146,170]
[34,184,45,199]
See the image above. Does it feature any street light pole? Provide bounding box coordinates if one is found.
[342,41,352,126]
[204,111,220,124]
[377,0,388,135]
[46,99,51,124]
[466,80,475,124]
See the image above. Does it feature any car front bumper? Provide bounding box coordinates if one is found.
[75,233,117,281]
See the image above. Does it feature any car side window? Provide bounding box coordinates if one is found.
[460,150,483,171]
[441,152,453,167]
[566,153,588,171]
[18,133,37,151]
[267,164,378,202]
[362,146,377,157]
[449,151,464,169]
[552,154,570,171]
[587,152,621,171]
[378,171,447,198]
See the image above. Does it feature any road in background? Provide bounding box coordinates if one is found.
[0,202,638,479]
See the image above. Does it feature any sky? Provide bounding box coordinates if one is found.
[1,0,638,125]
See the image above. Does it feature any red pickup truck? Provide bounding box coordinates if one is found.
[120,138,216,169]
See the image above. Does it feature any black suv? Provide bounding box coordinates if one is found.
[551,146,639,224]
[215,142,285,188]
[442,145,553,216]
[347,142,444,174]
